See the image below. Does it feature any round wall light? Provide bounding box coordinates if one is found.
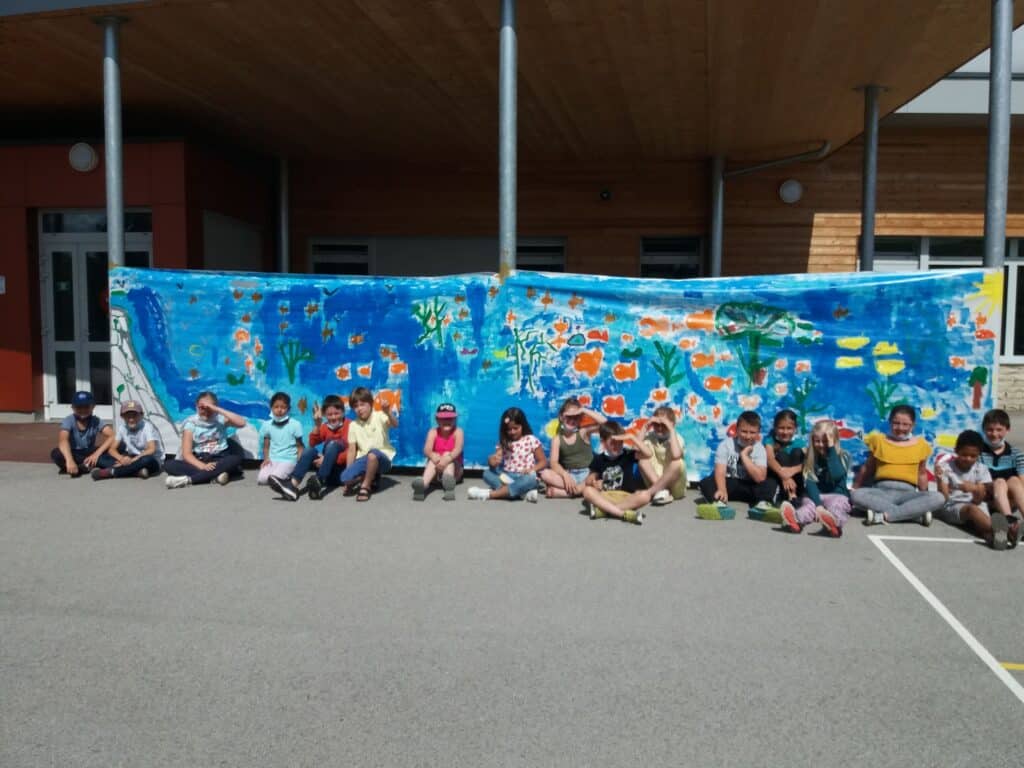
[68,142,99,173]
[778,178,803,204]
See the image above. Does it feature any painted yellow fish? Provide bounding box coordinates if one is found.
[873,341,900,356]
[836,357,864,369]
[837,337,870,350]
[875,359,905,376]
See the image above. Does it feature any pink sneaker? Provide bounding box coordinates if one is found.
[780,501,801,533]
[818,509,842,538]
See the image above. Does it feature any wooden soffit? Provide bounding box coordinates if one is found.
[1,0,1021,165]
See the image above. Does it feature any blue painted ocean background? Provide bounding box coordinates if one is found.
[110,267,1002,478]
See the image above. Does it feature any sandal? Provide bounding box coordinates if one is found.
[356,486,371,502]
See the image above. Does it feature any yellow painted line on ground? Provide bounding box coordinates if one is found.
[1001,662,1024,671]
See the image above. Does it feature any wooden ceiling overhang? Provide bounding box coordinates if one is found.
[1,1,1021,166]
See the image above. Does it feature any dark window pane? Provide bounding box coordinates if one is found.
[85,251,109,342]
[872,237,918,257]
[641,262,701,280]
[929,237,984,260]
[125,250,151,268]
[1013,267,1024,357]
[124,212,152,232]
[51,251,75,341]
[56,351,76,403]
[313,261,370,276]
[90,352,111,405]
[41,211,151,233]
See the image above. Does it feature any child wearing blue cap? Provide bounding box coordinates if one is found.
[51,390,115,477]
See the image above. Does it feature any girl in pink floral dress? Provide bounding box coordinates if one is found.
[468,407,547,502]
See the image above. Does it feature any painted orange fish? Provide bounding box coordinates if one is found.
[453,332,462,341]
[442,315,452,326]
[379,346,392,360]
[241,313,251,323]
[946,311,958,329]
[233,328,250,347]
[696,414,708,423]
[686,393,700,408]
[677,337,699,351]
[189,368,199,379]
[738,394,761,410]
[279,321,289,332]
[454,294,466,304]
[488,286,499,299]
[704,375,733,392]
[389,361,408,375]
[526,287,537,299]
[553,320,569,334]
[244,356,254,375]
[374,389,402,413]
[639,316,670,338]
[975,313,988,326]
[253,338,263,356]
[505,311,517,325]
[541,291,554,307]
[711,405,722,421]
[251,292,262,302]
[587,329,609,342]
[350,333,365,345]
[774,359,788,370]
[976,329,996,340]
[691,352,715,369]
[628,417,649,435]
[232,289,244,300]
[577,394,592,407]
[601,394,626,416]
[794,360,811,373]
[278,303,289,315]
[568,294,584,310]
[718,351,733,362]
[605,313,617,323]
[612,360,639,382]
[458,308,469,320]
[949,356,967,369]
[297,397,308,414]
[651,388,669,402]
[551,335,567,349]
[573,348,603,377]
[322,327,334,342]
[357,364,373,377]
[774,383,788,396]
[684,309,715,331]
[305,302,319,318]
[335,364,351,381]
[621,333,634,344]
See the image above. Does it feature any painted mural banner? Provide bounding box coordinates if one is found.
[109,267,1002,479]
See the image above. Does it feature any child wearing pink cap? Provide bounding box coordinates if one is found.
[412,402,464,501]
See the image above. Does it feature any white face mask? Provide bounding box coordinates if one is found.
[270,412,290,424]
[604,446,622,460]
[988,437,1005,449]
[560,422,579,435]
[889,433,912,442]
[324,420,343,431]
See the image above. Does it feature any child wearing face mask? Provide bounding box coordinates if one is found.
[539,397,606,498]
[979,409,1024,545]
[269,394,349,501]
[582,420,654,525]
[852,404,945,526]
[638,406,686,506]
[257,392,304,486]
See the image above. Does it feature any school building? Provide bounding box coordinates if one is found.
[2,1,1024,422]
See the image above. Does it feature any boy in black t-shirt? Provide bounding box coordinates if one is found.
[582,420,654,525]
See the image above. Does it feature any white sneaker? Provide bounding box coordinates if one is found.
[467,486,490,500]
[165,475,190,489]
[920,510,933,527]
[215,472,230,486]
[652,489,673,506]
[138,468,150,480]
[865,509,887,526]
[525,489,539,503]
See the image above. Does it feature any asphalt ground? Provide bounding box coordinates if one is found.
[1,461,1022,768]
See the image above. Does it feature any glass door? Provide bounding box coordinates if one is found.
[41,242,151,420]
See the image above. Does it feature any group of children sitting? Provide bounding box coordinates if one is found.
[52,387,1023,547]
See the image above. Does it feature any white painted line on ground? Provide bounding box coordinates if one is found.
[873,535,976,544]
[869,534,1024,706]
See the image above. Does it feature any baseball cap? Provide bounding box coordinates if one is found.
[120,400,142,415]
[435,402,457,419]
[71,391,95,407]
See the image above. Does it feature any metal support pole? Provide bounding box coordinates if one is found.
[498,0,517,278]
[709,155,724,277]
[984,0,1013,268]
[859,85,880,272]
[278,157,290,273]
[101,17,125,267]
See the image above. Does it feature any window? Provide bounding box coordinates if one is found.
[872,236,1024,361]
[310,240,371,275]
[41,210,152,234]
[516,240,566,272]
[640,237,703,279]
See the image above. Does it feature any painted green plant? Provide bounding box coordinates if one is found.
[507,327,555,394]
[651,340,685,388]
[785,377,824,433]
[412,297,448,348]
[866,378,905,422]
[278,339,313,384]
[715,302,819,386]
